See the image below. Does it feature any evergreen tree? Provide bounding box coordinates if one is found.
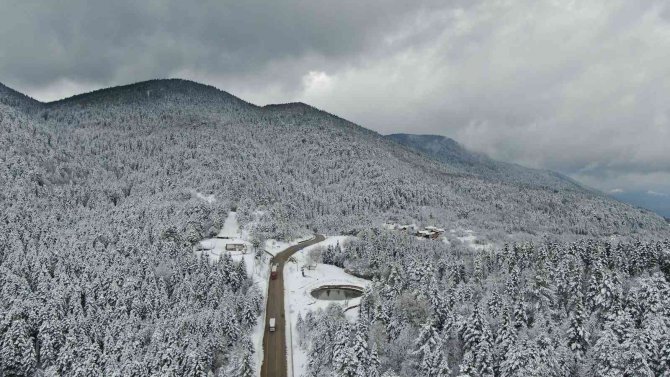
[332,325,356,377]
[413,319,440,365]
[567,292,589,357]
[0,317,37,376]
[459,306,494,376]
[236,353,255,377]
[353,320,371,377]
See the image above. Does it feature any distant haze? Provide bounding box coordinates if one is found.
[611,191,670,218]
[1,0,669,216]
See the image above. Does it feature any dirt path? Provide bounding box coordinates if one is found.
[260,234,325,377]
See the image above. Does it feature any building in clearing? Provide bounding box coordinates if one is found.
[225,243,248,252]
[415,226,445,239]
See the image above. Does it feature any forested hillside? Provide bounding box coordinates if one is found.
[0,98,262,375]
[0,79,668,375]
[12,79,670,237]
[299,232,670,376]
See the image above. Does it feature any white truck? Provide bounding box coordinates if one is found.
[271,264,278,279]
[269,317,276,332]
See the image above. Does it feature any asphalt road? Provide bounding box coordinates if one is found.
[260,234,325,377]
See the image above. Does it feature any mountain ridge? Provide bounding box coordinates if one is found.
[386,133,592,192]
[2,79,327,112]
[2,78,667,237]
[0,81,41,110]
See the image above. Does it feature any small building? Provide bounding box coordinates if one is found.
[225,243,247,252]
[416,230,433,239]
[415,226,445,239]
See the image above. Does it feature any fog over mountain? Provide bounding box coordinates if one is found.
[610,191,670,219]
[385,134,585,191]
[387,133,670,219]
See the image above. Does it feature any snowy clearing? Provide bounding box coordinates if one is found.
[449,228,493,251]
[217,211,241,238]
[190,189,216,204]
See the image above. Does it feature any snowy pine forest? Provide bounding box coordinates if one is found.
[299,232,670,376]
[1,79,669,376]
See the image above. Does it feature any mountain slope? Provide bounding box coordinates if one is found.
[0,82,41,111]
[3,79,668,238]
[386,133,585,191]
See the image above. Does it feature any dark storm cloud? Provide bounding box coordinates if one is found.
[0,0,450,91]
[1,0,669,214]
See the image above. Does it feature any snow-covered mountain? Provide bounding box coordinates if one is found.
[1,78,669,376]
[3,79,668,238]
[0,82,41,110]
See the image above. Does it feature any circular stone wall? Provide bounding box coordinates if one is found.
[310,285,363,301]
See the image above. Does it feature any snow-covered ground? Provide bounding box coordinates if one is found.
[217,211,241,238]
[190,189,216,204]
[196,212,253,264]
[449,228,493,251]
[283,236,370,377]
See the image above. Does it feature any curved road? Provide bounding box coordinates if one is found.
[260,234,325,377]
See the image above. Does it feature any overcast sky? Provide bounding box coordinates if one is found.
[1,0,669,215]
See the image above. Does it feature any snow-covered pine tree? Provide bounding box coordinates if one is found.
[0,316,37,376]
[566,291,589,358]
[459,305,494,376]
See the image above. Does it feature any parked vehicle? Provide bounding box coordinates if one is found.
[269,317,276,332]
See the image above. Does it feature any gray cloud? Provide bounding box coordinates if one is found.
[0,0,448,93]
[1,0,669,214]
